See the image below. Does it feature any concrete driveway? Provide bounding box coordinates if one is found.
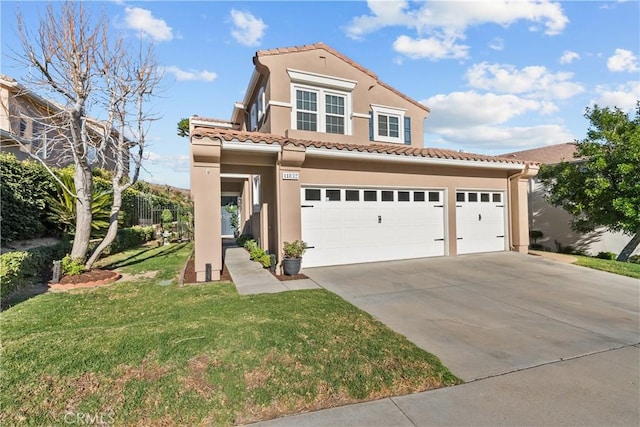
[305,252,639,381]
[253,252,639,426]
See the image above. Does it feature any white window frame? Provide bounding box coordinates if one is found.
[250,103,258,131]
[291,83,352,135]
[257,87,265,121]
[371,104,406,144]
[287,68,355,136]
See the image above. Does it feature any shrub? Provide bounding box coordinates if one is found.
[628,255,640,264]
[244,239,258,252]
[258,254,271,268]
[0,153,59,244]
[596,251,617,260]
[0,241,69,301]
[0,251,30,297]
[61,255,84,276]
[236,233,254,247]
[283,240,308,258]
[106,226,155,254]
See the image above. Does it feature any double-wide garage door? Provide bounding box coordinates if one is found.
[301,187,446,268]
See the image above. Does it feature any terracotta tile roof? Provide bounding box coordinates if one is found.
[256,42,430,114]
[192,127,529,166]
[501,143,578,164]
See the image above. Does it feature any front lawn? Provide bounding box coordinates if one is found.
[1,243,460,425]
[573,255,640,279]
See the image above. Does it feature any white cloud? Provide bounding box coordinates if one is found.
[489,37,504,51]
[427,124,574,151]
[560,50,580,64]
[422,91,556,128]
[165,66,217,82]
[393,35,469,60]
[592,81,640,111]
[607,48,639,72]
[345,0,568,60]
[230,10,267,47]
[421,91,572,151]
[124,7,173,42]
[466,62,584,100]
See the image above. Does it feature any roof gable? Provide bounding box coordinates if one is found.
[255,42,429,114]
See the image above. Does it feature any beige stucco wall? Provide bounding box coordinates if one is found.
[244,49,428,147]
[530,179,639,256]
[191,135,533,279]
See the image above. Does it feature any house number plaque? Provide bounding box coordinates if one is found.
[282,172,299,181]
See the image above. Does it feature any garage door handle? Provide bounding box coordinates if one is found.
[434,238,444,241]
[301,205,314,208]
[496,235,504,238]
[434,205,444,207]
[457,237,463,240]
[306,246,315,249]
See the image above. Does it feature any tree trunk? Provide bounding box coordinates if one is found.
[617,226,640,262]
[70,165,93,261]
[85,185,122,269]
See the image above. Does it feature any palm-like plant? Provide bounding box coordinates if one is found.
[48,169,112,238]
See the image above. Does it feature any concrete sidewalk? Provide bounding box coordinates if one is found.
[251,345,639,426]
[224,246,319,295]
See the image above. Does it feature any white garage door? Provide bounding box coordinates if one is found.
[301,187,446,268]
[456,191,506,255]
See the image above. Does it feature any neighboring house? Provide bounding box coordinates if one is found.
[502,143,639,257]
[189,43,539,281]
[0,73,124,171]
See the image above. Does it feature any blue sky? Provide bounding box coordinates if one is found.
[2,1,639,189]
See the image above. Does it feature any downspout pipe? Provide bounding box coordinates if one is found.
[507,164,531,251]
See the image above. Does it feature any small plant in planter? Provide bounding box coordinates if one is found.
[282,240,307,276]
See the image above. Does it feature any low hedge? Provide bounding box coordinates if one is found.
[0,241,69,302]
[92,226,156,256]
[108,226,155,254]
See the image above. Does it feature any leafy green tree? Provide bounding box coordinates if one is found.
[177,117,190,137]
[539,103,640,261]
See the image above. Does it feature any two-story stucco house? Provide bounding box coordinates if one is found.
[1,73,124,171]
[189,43,538,281]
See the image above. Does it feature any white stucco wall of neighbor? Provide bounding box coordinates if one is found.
[529,179,639,257]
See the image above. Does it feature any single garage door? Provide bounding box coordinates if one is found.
[301,187,445,268]
[456,191,506,255]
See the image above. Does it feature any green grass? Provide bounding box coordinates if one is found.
[573,255,640,279]
[1,243,460,426]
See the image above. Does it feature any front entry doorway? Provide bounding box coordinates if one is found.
[221,195,238,237]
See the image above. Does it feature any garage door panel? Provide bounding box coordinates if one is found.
[456,191,506,255]
[301,188,445,268]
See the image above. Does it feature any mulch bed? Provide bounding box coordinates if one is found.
[181,256,232,284]
[272,273,309,281]
[49,269,121,291]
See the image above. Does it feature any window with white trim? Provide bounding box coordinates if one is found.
[250,103,258,131]
[292,85,350,135]
[257,87,265,121]
[370,105,406,144]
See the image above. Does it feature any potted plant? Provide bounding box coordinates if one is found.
[282,240,307,275]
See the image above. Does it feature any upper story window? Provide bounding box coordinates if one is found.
[288,68,356,136]
[257,87,265,121]
[370,105,410,144]
[18,119,27,137]
[250,103,258,131]
[293,85,350,135]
